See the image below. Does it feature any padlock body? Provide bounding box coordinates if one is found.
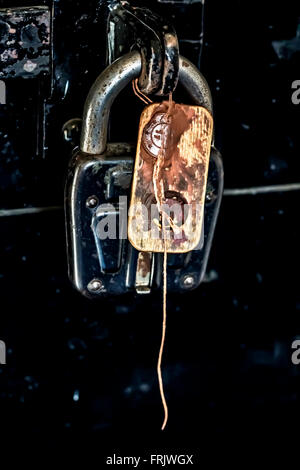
[65,144,223,297]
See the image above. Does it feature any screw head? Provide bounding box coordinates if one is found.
[87,279,103,292]
[86,195,99,209]
[182,274,196,289]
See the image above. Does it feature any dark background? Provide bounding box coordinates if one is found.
[0,0,299,463]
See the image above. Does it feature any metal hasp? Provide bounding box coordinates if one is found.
[108,1,179,96]
[66,51,222,298]
[0,6,51,79]
[0,6,52,161]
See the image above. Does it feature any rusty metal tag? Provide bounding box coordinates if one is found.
[128,101,213,253]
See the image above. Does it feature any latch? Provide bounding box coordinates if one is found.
[108,0,179,96]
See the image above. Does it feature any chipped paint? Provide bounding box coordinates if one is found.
[0,6,50,79]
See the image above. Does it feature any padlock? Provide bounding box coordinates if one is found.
[64,51,223,298]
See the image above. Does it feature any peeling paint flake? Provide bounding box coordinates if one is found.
[23,60,37,73]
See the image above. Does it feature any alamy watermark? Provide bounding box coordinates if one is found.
[94,196,203,248]
[0,340,6,365]
[291,80,300,105]
[0,81,5,105]
[291,339,300,365]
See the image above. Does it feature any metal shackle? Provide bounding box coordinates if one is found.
[80,50,213,156]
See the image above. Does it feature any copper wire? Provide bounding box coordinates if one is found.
[132,79,153,105]
[157,217,168,431]
[133,86,173,430]
[155,94,173,431]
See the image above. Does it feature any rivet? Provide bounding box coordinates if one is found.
[87,279,103,292]
[86,195,98,209]
[182,275,195,289]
